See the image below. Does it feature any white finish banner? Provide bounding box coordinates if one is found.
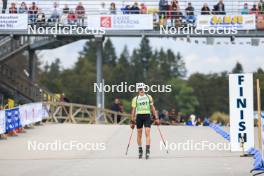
[196,15,256,30]
[0,110,5,134]
[0,14,28,30]
[229,73,254,151]
[87,14,153,30]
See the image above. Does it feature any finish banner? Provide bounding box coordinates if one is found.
[197,15,256,30]
[229,73,254,151]
[87,14,153,30]
[0,14,28,30]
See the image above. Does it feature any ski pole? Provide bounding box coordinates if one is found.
[125,128,134,155]
[157,125,169,154]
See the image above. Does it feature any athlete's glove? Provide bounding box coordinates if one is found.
[130,120,136,129]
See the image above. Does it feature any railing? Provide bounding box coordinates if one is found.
[44,101,131,124]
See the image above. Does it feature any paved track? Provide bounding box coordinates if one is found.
[0,124,253,176]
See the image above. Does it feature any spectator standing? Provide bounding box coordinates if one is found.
[99,2,108,15]
[75,2,85,26]
[170,0,179,23]
[214,0,225,15]
[201,3,210,15]
[185,2,195,24]
[28,2,39,23]
[241,3,249,15]
[159,0,168,17]
[109,2,116,14]
[2,0,7,13]
[250,4,259,15]
[131,2,140,14]
[67,9,77,25]
[259,0,264,14]
[18,2,28,14]
[49,2,60,23]
[140,3,147,14]
[9,2,17,13]
[63,4,69,14]
[110,98,123,123]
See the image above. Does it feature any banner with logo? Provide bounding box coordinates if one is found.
[19,102,44,126]
[0,14,28,30]
[0,110,5,134]
[5,108,21,132]
[229,73,254,151]
[87,14,153,30]
[197,15,256,30]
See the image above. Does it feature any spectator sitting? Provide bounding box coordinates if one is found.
[63,4,69,14]
[250,4,259,15]
[67,9,77,25]
[140,3,147,14]
[153,11,159,27]
[241,3,249,14]
[36,9,45,25]
[99,2,108,15]
[185,2,195,24]
[195,117,203,126]
[18,2,28,14]
[48,2,60,23]
[259,0,264,14]
[75,2,85,26]
[203,117,210,126]
[174,8,184,27]
[170,0,179,20]
[9,2,17,13]
[110,98,123,123]
[28,2,39,23]
[109,2,116,14]
[213,0,225,15]
[201,3,210,15]
[131,2,140,14]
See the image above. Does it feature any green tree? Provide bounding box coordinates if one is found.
[232,62,244,73]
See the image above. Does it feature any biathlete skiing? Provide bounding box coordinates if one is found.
[130,83,160,159]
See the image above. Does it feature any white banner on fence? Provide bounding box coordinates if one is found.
[0,110,5,134]
[0,14,28,30]
[196,15,256,30]
[19,102,44,126]
[87,14,153,30]
[229,73,254,151]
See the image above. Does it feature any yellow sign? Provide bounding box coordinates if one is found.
[211,15,243,25]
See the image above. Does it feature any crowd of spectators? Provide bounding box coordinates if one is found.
[1,0,264,26]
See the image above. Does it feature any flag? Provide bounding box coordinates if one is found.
[5,108,21,132]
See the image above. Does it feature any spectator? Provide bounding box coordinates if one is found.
[49,2,60,23]
[110,98,123,123]
[153,11,159,26]
[241,3,249,15]
[9,2,17,13]
[185,2,195,24]
[159,0,168,17]
[213,0,225,15]
[109,2,116,14]
[259,0,264,14]
[174,8,184,27]
[140,3,147,14]
[63,4,69,14]
[28,2,39,23]
[250,4,259,15]
[122,4,131,14]
[131,2,140,14]
[67,9,77,25]
[99,2,108,15]
[75,2,85,26]
[170,0,179,21]
[201,3,210,15]
[168,108,177,124]
[2,0,7,13]
[18,2,27,14]
[36,8,45,25]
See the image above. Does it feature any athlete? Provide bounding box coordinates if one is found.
[130,83,160,159]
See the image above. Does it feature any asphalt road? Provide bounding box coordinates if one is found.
[0,124,254,176]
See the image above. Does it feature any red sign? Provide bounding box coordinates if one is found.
[100,16,112,28]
